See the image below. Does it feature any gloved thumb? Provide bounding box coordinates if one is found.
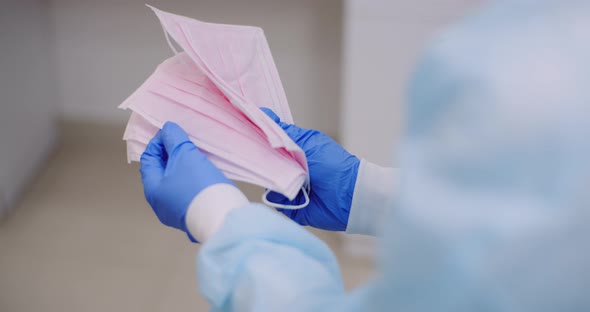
[260,107,308,142]
[260,107,281,123]
[140,130,165,198]
[160,121,192,154]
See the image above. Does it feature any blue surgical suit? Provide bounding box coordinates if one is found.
[197,1,590,311]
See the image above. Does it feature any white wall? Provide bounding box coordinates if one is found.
[339,0,485,257]
[341,0,485,166]
[0,0,59,216]
[49,0,343,136]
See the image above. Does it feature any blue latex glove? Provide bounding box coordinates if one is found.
[261,108,360,231]
[140,122,231,239]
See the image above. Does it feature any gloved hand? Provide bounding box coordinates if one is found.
[140,122,232,239]
[261,108,360,231]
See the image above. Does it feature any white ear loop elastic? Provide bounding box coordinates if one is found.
[262,183,310,209]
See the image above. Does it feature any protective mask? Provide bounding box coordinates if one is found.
[120,7,310,207]
[124,114,278,190]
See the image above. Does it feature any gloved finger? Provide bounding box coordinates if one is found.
[260,107,281,123]
[260,107,305,140]
[160,121,192,154]
[260,107,294,131]
[140,130,166,195]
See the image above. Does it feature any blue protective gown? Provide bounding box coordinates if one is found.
[197,1,590,311]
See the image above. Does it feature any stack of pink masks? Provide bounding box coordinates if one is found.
[119,6,309,207]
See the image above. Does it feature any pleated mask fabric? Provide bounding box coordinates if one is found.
[119,7,309,204]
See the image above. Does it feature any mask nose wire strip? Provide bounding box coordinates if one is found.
[262,185,310,209]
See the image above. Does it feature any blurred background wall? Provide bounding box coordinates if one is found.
[339,0,483,256]
[341,0,483,166]
[0,0,59,218]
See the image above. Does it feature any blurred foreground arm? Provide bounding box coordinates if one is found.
[197,205,373,312]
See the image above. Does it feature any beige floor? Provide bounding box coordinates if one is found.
[0,124,374,311]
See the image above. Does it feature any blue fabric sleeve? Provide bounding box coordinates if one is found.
[196,203,371,312]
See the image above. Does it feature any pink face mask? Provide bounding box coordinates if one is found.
[119,7,309,207]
